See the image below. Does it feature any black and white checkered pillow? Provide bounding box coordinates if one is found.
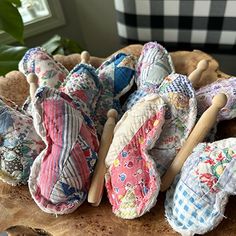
[114,0,236,54]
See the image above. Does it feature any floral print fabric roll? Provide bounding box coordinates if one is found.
[105,94,166,219]
[0,98,45,185]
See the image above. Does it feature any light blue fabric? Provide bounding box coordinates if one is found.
[123,42,175,111]
[0,98,44,185]
[165,138,236,235]
[95,52,136,135]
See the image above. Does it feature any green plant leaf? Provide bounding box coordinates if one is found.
[61,38,83,55]
[7,0,21,7]
[41,34,63,54]
[0,0,24,43]
[0,44,28,75]
[41,34,83,55]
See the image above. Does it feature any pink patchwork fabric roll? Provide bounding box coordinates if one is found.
[29,87,99,214]
[105,94,166,219]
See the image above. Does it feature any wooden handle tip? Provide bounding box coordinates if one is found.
[197,59,209,71]
[212,93,227,109]
[107,109,118,119]
[81,51,90,63]
[27,73,38,84]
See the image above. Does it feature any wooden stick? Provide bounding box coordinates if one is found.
[161,93,227,192]
[26,73,38,101]
[80,51,90,64]
[188,59,209,86]
[88,109,118,206]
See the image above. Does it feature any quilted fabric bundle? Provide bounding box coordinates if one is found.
[61,63,101,123]
[151,73,197,176]
[131,42,197,177]
[0,99,45,185]
[105,94,166,219]
[165,138,236,235]
[18,47,69,89]
[196,77,236,121]
[19,48,100,214]
[28,87,99,214]
[95,53,136,135]
[105,42,197,219]
[18,47,136,214]
[105,42,170,219]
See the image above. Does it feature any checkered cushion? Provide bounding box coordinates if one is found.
[165,138,236,235]
[114,0,236,53]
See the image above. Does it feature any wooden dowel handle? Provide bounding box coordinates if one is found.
[161,93,227,191]
[88,109,118,206]
[27,73,38,101]
[188,59,209,86]
[80,51,90,64]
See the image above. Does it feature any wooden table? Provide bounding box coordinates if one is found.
[0,182,235,235]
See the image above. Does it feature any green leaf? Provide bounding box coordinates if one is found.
[0,0,24,43]
[61,38,83,55]
[41,34,63,54]
[0,44,28,75]
[7,0,21,7]
[41,34,83,55]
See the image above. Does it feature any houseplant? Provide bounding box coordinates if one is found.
[0,0,27,75]
[0,0,82,75]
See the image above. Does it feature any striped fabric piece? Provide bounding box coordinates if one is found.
[114,0,236,53]
[29,87,99,214]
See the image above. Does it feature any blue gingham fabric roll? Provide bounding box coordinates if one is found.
[165,138,236,235]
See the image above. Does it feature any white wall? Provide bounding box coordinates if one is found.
[25,0,122,57]
[70,0,122,56]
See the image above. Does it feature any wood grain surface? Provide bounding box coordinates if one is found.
[0,182,236,235]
